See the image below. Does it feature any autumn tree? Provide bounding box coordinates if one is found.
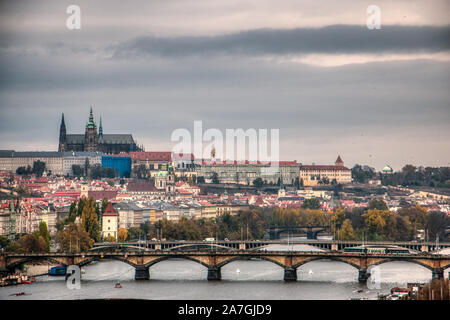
[56,223,94,252]
[81,197,101,242]
[419,279,449,300]
[338,219,356,240]
[16,233,48,253]
[103,235,116,242]
[362,209,390,240]
[331,208,346,233]
[118,228,129,242]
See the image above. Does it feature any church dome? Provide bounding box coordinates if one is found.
[382,165,393,173]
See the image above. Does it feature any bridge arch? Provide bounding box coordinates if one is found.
[216,256,286,269]
[7,257,69,270]
[144,255,211,269]
[77,256,139,268]
[292,257,361,270]
[366,258,434,271]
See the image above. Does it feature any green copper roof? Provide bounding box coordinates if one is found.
[155,171,168,177]
[382,165,393,172]
[86,107,97,129]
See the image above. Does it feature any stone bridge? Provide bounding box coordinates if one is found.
[1,251,449,283]
[94,240,450,253]
[266,226,331,240]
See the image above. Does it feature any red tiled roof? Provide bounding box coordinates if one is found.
[300,165,350,171]
[127,181,159,192]
[201,160,298,166]
[103,202,118,216]
[88,190,118,201]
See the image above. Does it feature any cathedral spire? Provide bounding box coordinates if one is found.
[86,106,96,129]
[58,113,67,151]
[99,116,103,136]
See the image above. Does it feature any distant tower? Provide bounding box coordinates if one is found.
[335,155,344,167]
[99,116,103,137]
[278,174,286,198]
[80,181,89,198]
[58,113,67,152]
[98,116,104,151]
[84,107,98,152]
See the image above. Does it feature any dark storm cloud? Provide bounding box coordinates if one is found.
[113,25,450,58]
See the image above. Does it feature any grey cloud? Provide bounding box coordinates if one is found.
[113,25,450,58]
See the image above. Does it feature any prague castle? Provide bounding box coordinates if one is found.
[58,108,143,154]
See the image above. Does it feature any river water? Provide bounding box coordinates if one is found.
[1,238,449,300]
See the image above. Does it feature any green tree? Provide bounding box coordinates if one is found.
[68,201,77,223]
[368,198,388,211]
[128,227,145,240]
[426,211,449,241]
[32,160,46,177]
[38,221,51,251]
[301,198,321,210]
[72,164,83,177]
[0,235,11,250]
[101,198,109,214]
[252,177,264,188]
[211,172,219,184]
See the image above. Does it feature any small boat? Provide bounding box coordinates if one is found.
[114,282,122,288]
[11,292,26,296]
[236,269,240,274]
[308,269,313,275]
[49,266,66,276]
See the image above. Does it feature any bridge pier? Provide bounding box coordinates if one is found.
[135,266,150,280]
[432,268,443,280]
[207,267,221,281]
[358,269,370,283]
[284,268,297,282]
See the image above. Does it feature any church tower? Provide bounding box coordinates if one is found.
[335,155,344,167]
[58,113,67,152]
[84,107,98,152]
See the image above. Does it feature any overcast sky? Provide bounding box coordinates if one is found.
[0,0,449,170]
